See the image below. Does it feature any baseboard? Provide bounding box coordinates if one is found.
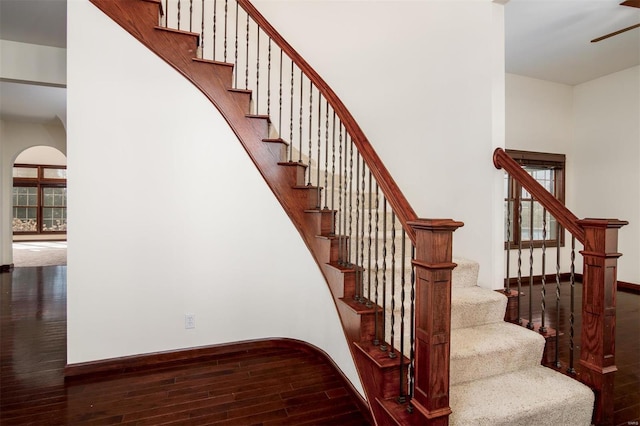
[1,264,14,273]
[617,281,640,294]
[64,337,372,422]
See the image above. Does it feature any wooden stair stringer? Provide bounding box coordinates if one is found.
[88,1,406,424]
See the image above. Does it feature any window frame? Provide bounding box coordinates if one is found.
[13,164,67,235]
[504,150,565,249]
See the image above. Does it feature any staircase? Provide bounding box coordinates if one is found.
[88,1,599,424]
[449,260,593,425]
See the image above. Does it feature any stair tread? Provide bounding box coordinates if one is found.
[192,57,234,67]
[451,286,507,329]
[450,322,546,386]
[353,341,409,369]
[450,366,594,426]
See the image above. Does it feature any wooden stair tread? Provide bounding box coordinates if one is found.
[229,88,252,94]
[192,57,234,68]
[377,398,419,426]
[277,161,307,168]
[354,341,409,369]
[326,261,361,273]
[154,25,200,39]
[246,114,270,121]
[339,297,378,315]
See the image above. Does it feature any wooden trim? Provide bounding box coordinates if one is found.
[236,0,418,242]
[64,337,371,421]
[617,280,640,294]
[494,148,585,244]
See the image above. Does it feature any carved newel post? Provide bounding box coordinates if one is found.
[408,219,464,425]
[578,218,628,425]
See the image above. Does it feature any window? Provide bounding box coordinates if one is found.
[504,150,565,248]
[12,164,67,234]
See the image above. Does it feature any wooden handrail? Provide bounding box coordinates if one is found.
[493,147,585,244]
[237,0,418,243]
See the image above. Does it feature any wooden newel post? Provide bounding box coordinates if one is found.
[577,218,628,425]
[408,218,464,425]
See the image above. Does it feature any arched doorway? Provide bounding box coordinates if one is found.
[11,146,67,267]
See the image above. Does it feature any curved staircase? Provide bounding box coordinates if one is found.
[87,1,597,424]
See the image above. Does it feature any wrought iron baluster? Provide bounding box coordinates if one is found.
[354,154,361,301]
[568,235,576,374]
[366,170,373,308]
[288,60,294,162]
[360,163,366,304]
[324,101,330,211]
[505,177,512,293]
[212,0,217,59]
[342,130,349,265]
[234,1,238,87]
[347,134,353,266]
[164,0,169,27]
[517,193,523,325]
[380,198,388,352]
[397,230,407,401]
[200,0,204,54]
[298,70,303,163]
[527,197,534,330]
[245,14,249,90]
[540,208,547,333]
[223,0,228,62]
[307,81,313,187]
[266,38,271,116]
[373,183,380,346]
[189,0,193,32]
[177,0,182,30]
[554,224,562,367]
[278,50,283,153]
[255,27,260,113]
[316,96,321,204]
[334,113,340,257]
[409,244,416,401]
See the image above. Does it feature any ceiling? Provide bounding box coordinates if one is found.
[0,0,638,123]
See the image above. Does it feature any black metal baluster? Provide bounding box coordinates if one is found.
[373,183,380,346]
[360,162,366,304]
[234,1,238,87]
[380,198,388,352]
[245,13,249,90]
[307,81,313,187]
[164,0,169,27]
[397,230,407,401]
[177,0,181,30]
[354,153,361,301]
[189,0,193,32]
[366,170,373,308]
[540,208,547,334]
[568,235,576,374]
[266,38,271,116]
[212,0,217,60]
[298,70,303,163]
[409,244,416,402]
[527,197,534,330]
[517,193,523,325]
[334,113,340,257]
[342,130,348,265]
[288,60,294,162]
[324,101,330,211]
[505,177,512,293]
[200,0,204,55]
[347,134,353,267]
[316,96,321,205]
[278,50,283,154]
[255,27,260,113]
[223,0,228,62]
[554,224,562,367]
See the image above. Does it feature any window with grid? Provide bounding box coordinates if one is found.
[12,165,67,234]
[504,150,565,248]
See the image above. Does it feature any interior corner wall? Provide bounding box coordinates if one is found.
[572,66,640,285]
[253,0,505,289]
[504,73,576,277]
[66,0,361,394]
[0,119,67,266]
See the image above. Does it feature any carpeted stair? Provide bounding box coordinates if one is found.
[449,259,594,426]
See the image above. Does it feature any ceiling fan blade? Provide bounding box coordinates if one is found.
[620,0,640,8]
[591,23,640,42]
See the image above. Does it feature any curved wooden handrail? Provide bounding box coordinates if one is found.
[493,148,585,244]
[238,0,418,242]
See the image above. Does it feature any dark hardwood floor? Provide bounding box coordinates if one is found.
[518,280,640,426]
[2,266,638,425]
[1,266,370,425]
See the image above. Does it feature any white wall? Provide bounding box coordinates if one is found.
[505,69,640,286]
[572,66,640,285]
[67,0,361,393]
[253,0,506,289]
[0,119,67,265]
[505,73,575,278]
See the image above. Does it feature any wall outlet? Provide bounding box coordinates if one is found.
[185,314,195,329]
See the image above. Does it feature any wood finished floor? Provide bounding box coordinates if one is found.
[2,266,638,425]
[518,281,640,425]
[0,266,370,425]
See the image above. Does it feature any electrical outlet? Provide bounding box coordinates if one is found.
[185,314,195,329]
